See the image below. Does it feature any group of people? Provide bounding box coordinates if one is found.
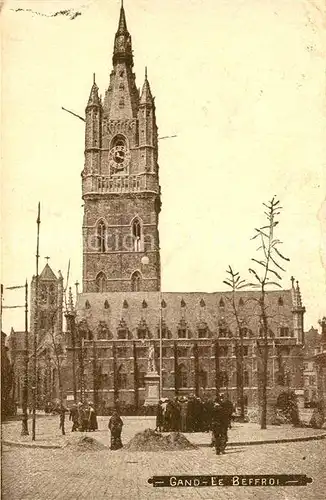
[68,402,123,450]
[64,393,234,454]
[155,394,234,434]
[69,402,98,432]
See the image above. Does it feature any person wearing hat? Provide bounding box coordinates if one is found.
[211,395,228,455]
[108,410,124,450]
[88,402,98,431]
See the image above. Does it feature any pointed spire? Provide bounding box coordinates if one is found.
[87,75,100,108]
[140,68,154,105]
[113,2,133,66]
[68,287,74,313]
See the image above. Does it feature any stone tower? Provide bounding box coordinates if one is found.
[30,263,63,340]
[82,3,161,293]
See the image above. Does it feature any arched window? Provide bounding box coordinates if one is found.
[40,284,47,304]
[199,369,208,389]
[219,370,228,387]
[244,370,249,387]
[179,364,188,388]
[117,365,127,390]
[97,220,106,253]
[95,272,107,293]
[132,219,142,252]
[49,284,56,305]
[131,271,142,292]
[138,365,146,388]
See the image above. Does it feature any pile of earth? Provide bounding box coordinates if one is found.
[124,428,197,452]
[64,435,107,452]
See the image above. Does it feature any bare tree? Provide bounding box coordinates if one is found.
[248,197,289,429]
[223,266,248,421]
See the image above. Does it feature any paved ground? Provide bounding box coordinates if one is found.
[2,439,325,499]
[2,415,325,448]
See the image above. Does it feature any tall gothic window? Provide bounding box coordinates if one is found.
[179,364,188,388]
[95,272,107,293]
[199,369,208,389]
[132,218,142,252]
[97,220,106,253]
[131,271,142,292]
[138,365,146,388]
[117,365,127,390]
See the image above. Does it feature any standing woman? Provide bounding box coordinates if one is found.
[108,410,123,450]
[88,402,98,431]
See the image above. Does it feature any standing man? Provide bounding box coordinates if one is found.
[211,395,229,455]
[222,394,234,429]
[69,404,79,432]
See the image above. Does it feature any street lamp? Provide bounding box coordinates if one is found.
[140,254,163,399]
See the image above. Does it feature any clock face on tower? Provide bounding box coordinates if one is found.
[109,145,130,176]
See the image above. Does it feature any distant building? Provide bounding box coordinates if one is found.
[8,264,64,409]
[1,331,14,417]
[314,317,326,413]
[303,327,321,406]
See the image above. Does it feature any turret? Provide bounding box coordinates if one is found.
[138,68,157,173]
[291,277,305,344]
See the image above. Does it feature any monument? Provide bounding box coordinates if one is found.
[143,342,160,406]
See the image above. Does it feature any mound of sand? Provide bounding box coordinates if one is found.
[64,435,107,452]
[124,428,197,452]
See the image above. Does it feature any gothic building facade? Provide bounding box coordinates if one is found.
[8,4,306,413]
[61,4,306,412]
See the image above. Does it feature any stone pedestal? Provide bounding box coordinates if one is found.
[144,371,160,406]
[294,389,305,412]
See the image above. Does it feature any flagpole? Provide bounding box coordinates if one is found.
[32,202,41,441]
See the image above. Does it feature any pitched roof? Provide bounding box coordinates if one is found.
[39,264,57,281]
[76,289,294,340]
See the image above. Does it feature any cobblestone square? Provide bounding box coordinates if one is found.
[2,416,326,499]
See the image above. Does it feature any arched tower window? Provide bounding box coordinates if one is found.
[132,218,142,252]
[97,220,106,253]
[131,271,142,292]
[95,272,107,293]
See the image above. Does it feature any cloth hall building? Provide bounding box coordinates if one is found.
[9,3,306,413]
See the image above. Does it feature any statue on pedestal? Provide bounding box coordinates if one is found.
[147,342,156,373]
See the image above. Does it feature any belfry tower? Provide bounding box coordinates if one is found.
[82,3,161,293]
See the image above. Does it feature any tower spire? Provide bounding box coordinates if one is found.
[113,1,133,66]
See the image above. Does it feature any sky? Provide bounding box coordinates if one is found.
[1,0,326,333]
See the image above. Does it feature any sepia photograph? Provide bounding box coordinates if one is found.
[1,0,326,498]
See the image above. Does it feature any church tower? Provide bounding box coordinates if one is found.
[82,2,161,293]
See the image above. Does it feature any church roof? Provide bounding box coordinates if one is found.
[39,264,57,281]
[76,289,294,340]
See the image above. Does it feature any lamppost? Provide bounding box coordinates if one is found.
[141,254,163,399]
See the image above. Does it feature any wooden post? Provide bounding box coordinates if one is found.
[173,341,178,396]
[214,340,220,397]
[32,203,40,441]
[21,280,29,435]
[194,342,199,397]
